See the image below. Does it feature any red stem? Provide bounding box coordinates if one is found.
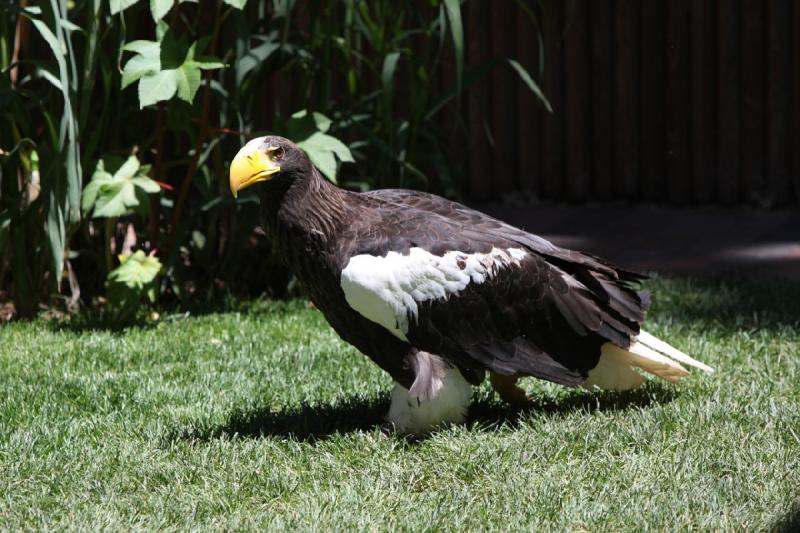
[149,103,164,248]
[165,1,226,256]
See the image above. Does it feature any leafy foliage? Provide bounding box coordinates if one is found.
[0,0,548,319]
[122,28,225,108]
[82,156,161,218]
[107,250,162,318]
[285,111,354,183]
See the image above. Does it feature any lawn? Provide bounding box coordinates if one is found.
[1,277,798,530]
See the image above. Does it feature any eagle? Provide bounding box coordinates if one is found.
[229,136,713,434]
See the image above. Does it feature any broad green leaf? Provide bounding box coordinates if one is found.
[186,41,225,70]
[123,35,221,107]
[160,28,188,69]
[81,179,106,214]
[109,0,141,15]
[312,112,332,133]
[131,176,161,194]
[110,250,161,288]
[122,40,160,56]
[302,132,354,163]
[285,111,319,140]
[81,162,113,213]
[174,64,201,103]
[303,147,337,182]
[121,52,159,89]
[150,0,173,21]
[107,251,162,316]
[113,155,140,180]
[287,110,333,135]
[223,0,248,8]
[289,109,309,120]
[138,69,177,108]
[298,132,354,182]
[507,58,552,112]
[93,181,139,218]
[155,19,169,40]
[83,156,161,217]
[286,110,354,181]
[121,40,161,91]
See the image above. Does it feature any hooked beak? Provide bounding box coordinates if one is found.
[229,142,281,197]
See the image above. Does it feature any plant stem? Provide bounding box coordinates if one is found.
[150,104,164,249]
[104,218,114,275]
[9,0,29,87]
[166,0,226,258]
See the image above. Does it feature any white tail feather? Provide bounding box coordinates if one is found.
[583,330,714,391]
[582,344,646,390]
[637,330,715,373]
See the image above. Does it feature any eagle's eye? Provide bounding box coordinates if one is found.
[269,145,285,161]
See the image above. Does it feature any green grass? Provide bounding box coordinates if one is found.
[1,277,799,531]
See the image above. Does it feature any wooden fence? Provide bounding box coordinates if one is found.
[465,0,800,205]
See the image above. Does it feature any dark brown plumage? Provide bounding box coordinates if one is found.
[228,136,712,433]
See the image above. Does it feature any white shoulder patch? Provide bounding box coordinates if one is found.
[340,246,527,340]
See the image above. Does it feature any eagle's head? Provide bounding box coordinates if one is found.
[228,135,311,197]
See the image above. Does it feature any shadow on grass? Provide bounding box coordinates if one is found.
[166,385,675,445]
[47,276,800,335]
[646,275,800,331]
[771,501,800,533]
[48,298,312,334]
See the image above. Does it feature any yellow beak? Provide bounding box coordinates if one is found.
[229,142,281,197]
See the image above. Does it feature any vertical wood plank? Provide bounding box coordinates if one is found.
[467,0,491,199]
[614,0,640,199]
[515,3,542,197]
[564,0,590,201]
[264,73,280,128]
[590,0,614,201]
[690,0,715,203]
[767,0,791,205]
[490,0,516,195]
[641,0,665,201]
[717,0,742,204]
[793,1,800,200]
[541,0,564,199]
[741,0,766,204]
[666,0,690,204]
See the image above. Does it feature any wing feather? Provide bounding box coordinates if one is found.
[342,189,652,386]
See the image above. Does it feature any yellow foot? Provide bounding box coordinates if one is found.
[489,373,533,408]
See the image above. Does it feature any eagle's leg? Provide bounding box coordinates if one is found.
[386,351,472,434]
[490,372,533,407]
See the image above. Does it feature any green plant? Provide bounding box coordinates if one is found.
[283,110,354,182]
[81,154,161,277]
[0,0,548,318]
[82,156,161,220]
[106,249,162,320]
[1,3,85,316]
[121,25,225,109]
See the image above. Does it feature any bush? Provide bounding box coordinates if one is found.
[0,0,545,319]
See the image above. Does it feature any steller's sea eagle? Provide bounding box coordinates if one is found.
[229,136,714,434]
